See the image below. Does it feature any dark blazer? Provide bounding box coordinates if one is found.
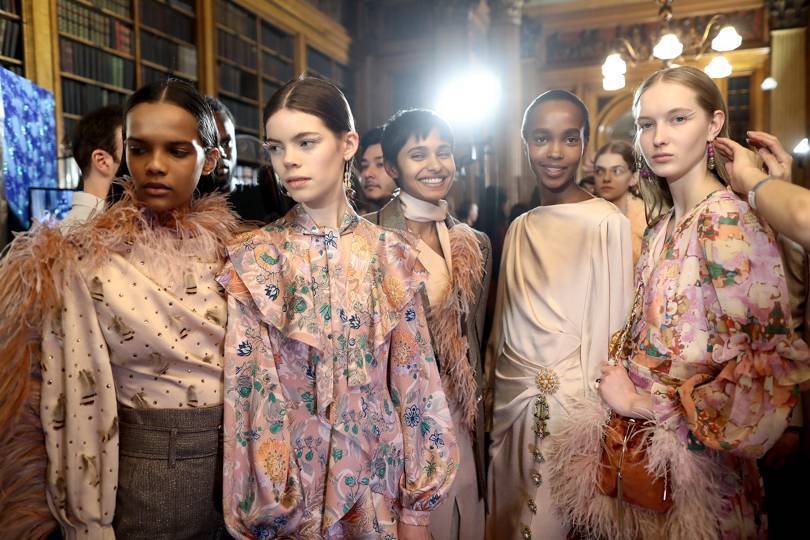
[364,196,492,497]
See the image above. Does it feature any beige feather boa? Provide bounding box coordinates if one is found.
[426,224,484,432]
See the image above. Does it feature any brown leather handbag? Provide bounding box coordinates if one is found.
[597,414,672,513]
[596,282,672,514]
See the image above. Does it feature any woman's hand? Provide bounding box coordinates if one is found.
[597,364,652,419]
[398,522,432,540]
[715,131,793,195]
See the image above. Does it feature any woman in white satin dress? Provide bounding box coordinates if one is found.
[485,90,633,540]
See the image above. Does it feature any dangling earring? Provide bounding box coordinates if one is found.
[707,141,716,171]
[343,160,353,192]
[635,153,652,180]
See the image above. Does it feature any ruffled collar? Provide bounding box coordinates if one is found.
[287,204,360,237]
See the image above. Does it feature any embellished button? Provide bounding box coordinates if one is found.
[527,499,537,514]
[528,443,545,463]
[530,470,542,486]
[535,366,560,395]
[521,526,532,539]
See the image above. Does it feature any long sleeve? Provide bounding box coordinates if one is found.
[581,211,633,394]
[678,200,810,459]
[58,192,106,233]
[40,271,118,540]
[390,291,459,526]
[483,222,516,431]
[221,269,303,539]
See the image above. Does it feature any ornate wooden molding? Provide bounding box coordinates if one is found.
[236,0,351,64]
[540,7,767,67]
[524,0,765,33]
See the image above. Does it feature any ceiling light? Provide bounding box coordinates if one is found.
[653,33,683,60]
[761,77,778,91]
[711,25,742,52]
[601,53,627,78]
[602,75,626,91]
[704,56,732,78]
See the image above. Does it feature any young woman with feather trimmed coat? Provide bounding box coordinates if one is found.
[0,80,242,539]
[365,109,492,540]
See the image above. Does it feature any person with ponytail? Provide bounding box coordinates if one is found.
[218,78,458,539]
[0,79,241,538]
[548,66,810,539]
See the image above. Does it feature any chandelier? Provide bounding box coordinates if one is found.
[601,0,743,90]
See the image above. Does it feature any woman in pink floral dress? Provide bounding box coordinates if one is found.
[549,67,810,540]
[218,78,458,539]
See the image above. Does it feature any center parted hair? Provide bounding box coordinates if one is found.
[263,77,355,136]
[521,89,590,144]
[632,66,730,224]
[124,79,219,151]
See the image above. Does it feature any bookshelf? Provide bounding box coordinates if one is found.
[56,0,198,178]
[215,0,295,183]
[45,0,351,187]
[306,44,348,93]
[0,0,23,75]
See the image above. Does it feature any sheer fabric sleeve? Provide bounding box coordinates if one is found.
[679,199,810,459]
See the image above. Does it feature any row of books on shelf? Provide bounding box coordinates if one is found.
[262,52,293,83]
[220,96,260,133]
[215,0,256,40]
[0,0,18,15]
[61,38,135,89]
[141,64,195,86]
[62,78,127,117]
[218,30,257,70]
[58,1,133,55]
[261,22,293,59]
[88,0,131,19]
[141,30,197,78]
[219,63,257,101]
[141,0,194,44]
[0,17,20,59]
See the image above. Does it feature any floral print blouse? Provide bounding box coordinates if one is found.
[628,189,810,537]
[218,205,458,539]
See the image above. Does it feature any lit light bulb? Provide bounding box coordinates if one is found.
[794,138,810,155]
[711,25,742,52]
[761,77,778,91]
[436,69,502,128]
[653,33,683,60]
[602,75,626,91]
[601,53,626,78]
[704,56,732,78]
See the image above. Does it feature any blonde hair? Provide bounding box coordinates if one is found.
[632,66,730,225]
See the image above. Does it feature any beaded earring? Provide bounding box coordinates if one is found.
[343,160,353,192]
[635,154,653,180]
[707,141,716,171]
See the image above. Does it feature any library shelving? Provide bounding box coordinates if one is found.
[0,0,24,75]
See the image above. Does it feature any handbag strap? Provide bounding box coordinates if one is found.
[609,280,644,363]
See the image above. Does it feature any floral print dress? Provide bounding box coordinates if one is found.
[218,205,458,539]
[628,189,810,539]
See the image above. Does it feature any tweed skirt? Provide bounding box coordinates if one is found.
[114,405,230,540]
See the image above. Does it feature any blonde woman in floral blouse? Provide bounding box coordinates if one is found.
[549,67,810,540]
[218,78,458,539]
